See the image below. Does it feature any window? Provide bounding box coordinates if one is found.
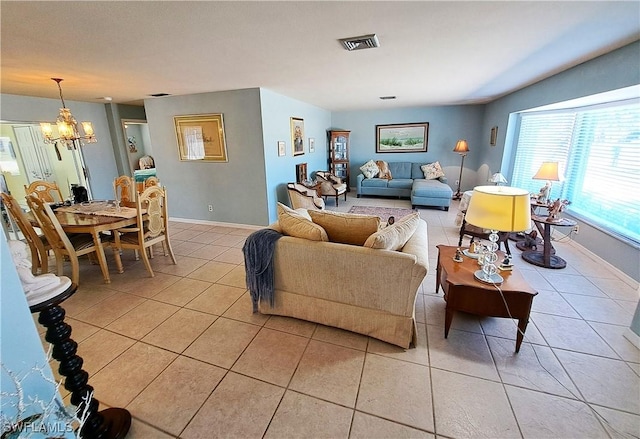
[510,98,640,244]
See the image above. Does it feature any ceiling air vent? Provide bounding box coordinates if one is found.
[149,93,171,97]
[339,34,380,51]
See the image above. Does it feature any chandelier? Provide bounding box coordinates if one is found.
[40,78,97,149]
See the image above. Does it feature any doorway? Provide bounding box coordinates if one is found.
[0,122,91,207]
[121,120,152,175]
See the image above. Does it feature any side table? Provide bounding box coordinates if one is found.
[436,245,538,352]
[521,215,577,269]
[31,284,131,439]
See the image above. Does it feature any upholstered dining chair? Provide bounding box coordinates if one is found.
[24,180,64,203]
[1,192,51,274]
[26,194,105,285]
[314,171,348,206]
[111,185,176,277]
[287,183,325,210]
[143,176,160,190]
[113,175,136,206]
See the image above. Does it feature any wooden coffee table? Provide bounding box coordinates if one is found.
[435,245,538,352]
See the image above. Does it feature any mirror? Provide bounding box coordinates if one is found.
[121,119,152,175]
[0,121,91,208]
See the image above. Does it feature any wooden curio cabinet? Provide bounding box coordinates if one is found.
[327,130,350,191]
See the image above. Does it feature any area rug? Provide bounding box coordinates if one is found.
[348,206,417,222]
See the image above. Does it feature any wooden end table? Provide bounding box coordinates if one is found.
[436,245,538,352]
[521,215,577,269]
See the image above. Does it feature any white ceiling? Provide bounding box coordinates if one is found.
[1,1,639,112]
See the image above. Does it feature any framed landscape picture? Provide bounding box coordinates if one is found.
[376,122,429,153]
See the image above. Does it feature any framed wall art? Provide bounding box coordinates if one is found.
[490,126,498,146]
[278,141,286,157]
[309,137,315,153]
[175,114,228,162]
[291,117,305,156]
[375,122,429,153]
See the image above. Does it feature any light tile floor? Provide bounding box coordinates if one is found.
[38,193,639,438]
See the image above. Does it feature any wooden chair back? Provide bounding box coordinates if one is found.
[24,180,64,203]
[143,176,160,190]
[1,192,50,274]
[26,194,100,285]
[112,185,176,277]
[114,175,136,205]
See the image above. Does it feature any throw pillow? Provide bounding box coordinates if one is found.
[376,160,393,180]
[360,160,380,179]
[308,210,380,246]
[421,162,445,180]
[364,212,420,251]
[277,203,328,242]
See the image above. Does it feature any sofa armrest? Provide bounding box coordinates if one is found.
[356,173,365,192]
[438,176,448,184]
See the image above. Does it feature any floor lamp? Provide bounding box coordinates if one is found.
[452,140,469,200]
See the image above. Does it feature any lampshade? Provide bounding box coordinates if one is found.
[489,172,508,184]
[532,161,561,181]
[453,139,469,155]
[465,186,531,232]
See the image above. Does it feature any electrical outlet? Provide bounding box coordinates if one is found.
[573,225,579,234]
[208,204,213,212]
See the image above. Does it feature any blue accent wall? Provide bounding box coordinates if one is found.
[331,105,485,192]
[259,89,331,223]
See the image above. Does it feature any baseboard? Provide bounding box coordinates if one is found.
[169,217,262,230]
[623,328,640,349]
[567,239,639,288]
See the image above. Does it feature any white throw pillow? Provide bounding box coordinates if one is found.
[360,160,380,179]
[421,162,445,180]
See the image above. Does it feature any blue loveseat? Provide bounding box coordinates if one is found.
[356,162,453,210]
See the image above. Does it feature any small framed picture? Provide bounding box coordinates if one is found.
[291,117,305,156]
[278,141,286,157]
[490,126,498,146]
[309,138,315,153]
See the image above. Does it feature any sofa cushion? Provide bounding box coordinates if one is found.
[361,178,389,188]
[412,179,453,198]
[421,162,445,180]
[308,210,380,245]
[364,212,420,251]
[387,178,413,189]
[411,163,426,179]
[376,160,392,179]
[360,160,379,179]
[277,203,328,241]
[388,162,412,179]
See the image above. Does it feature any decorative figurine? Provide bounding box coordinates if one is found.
[537,181,551,204]
[453,248,463,263]
[387,216,395,226]
[499,254,514,271]
[547,198,571,221]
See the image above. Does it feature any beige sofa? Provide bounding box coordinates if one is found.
[262,214,429,348]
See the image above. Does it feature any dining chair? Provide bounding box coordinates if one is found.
[112,185,176,277]
[24,180,64,203]
[143,176,160,190]
[26,194,105,285]
[1,192,51,274]
[114,175,136,206]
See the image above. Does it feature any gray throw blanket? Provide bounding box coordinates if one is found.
[242,228,283,313]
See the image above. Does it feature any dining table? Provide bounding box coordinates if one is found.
[31,201,138,284]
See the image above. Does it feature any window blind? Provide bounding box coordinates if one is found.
[511,99,640,244]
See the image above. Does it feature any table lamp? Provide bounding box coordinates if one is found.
[532,161,561,203]
[452,140,469,200]
[489,173,508,185]
[465,186,531,284]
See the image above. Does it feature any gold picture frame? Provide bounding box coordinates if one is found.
[175,114,228,162]
[376,122,429,153]
[291,117,304,156]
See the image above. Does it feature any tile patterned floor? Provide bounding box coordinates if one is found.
[39,193,639,438]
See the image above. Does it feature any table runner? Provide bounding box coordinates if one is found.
[56,201,138,219]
